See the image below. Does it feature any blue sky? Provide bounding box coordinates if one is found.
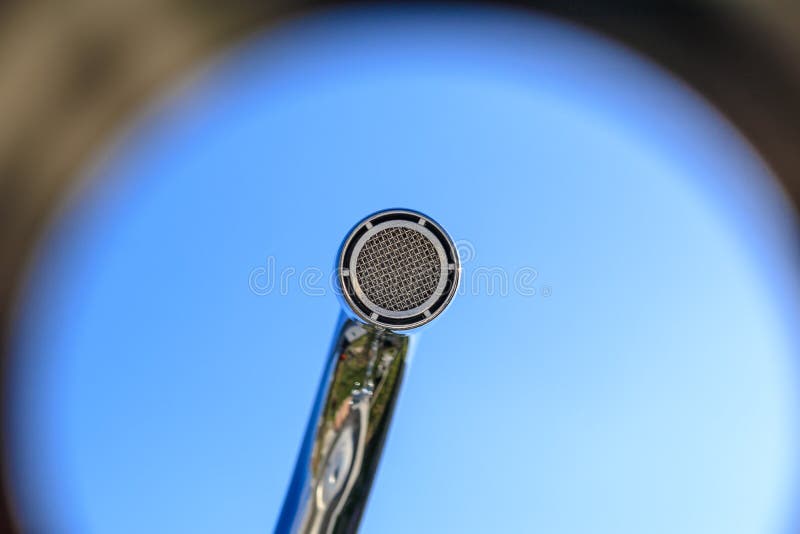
[8,6,800,533]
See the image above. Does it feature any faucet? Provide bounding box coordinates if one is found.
[275,209,460,534]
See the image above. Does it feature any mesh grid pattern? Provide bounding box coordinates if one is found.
[355,226,441,312]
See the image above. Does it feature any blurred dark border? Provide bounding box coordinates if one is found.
[2,0,799,530]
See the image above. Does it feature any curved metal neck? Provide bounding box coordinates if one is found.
[275,314,412,534]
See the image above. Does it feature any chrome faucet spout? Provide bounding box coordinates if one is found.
[275,209,459,534]
[275,315,411,534]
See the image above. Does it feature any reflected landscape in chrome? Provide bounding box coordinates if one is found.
[276,318,409,534]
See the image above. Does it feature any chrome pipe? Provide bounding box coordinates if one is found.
[274,315,412,534]
[275,209,460,534]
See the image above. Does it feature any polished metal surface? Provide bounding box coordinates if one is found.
[274,316,412,534]
[276,209,459,533]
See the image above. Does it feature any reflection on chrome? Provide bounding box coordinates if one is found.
[275,317,411,533]
[275,209,459,533]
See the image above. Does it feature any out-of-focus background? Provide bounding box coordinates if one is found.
[2,2,800,533]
